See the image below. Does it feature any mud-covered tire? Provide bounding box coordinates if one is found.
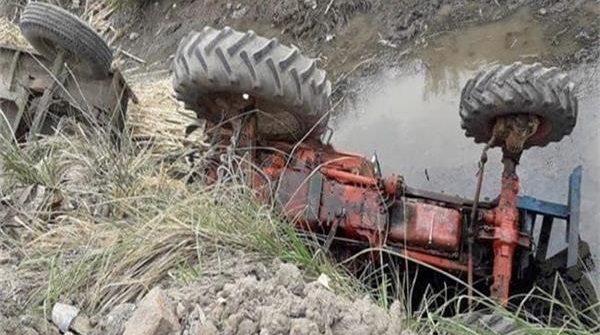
[459,62,577,148]
[19,2,113,78]
[172,26,331,141]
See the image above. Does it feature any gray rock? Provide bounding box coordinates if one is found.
[51,303,79,333]
[123,288,181,335]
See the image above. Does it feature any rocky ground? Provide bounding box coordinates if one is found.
[1,256,408,335]
[0,1,599,334]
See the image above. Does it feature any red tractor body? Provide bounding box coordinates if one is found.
[201,118,584,306]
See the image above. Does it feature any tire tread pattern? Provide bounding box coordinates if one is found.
[173,26,331,140]
[459,62,577,148]
[19,2,112,78]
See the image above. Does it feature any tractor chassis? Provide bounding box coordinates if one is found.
[194,101,587,306]
[0,43,133,142]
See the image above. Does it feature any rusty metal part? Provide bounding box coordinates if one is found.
[0,43,132,142]
[467,134,496,306]
[475,115,539,305]
[255,143,469,272]
[484,159,521,304]
[404,249,468,272]
[388,199,463,252]
[28,49,66,139]
[492,115,540,156]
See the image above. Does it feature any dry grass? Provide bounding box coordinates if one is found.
[0,123,358,317]
[126,76,203,154]
[0,16,30,48]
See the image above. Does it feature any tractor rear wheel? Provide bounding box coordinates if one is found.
[459,62,577,148]
[172,26,331,142]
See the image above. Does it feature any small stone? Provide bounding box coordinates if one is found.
[316,273,331,290]
[576,30,591,41]
[20,315,31,326]
[176,302,186,318]
[303,0,317,9]
[232,7,247,19]
[129,32,139,41]
[123,288,181,335]
[226,2,233,10]
[51,303,79,333]
[539,8,547,15]
[70,315,92,335]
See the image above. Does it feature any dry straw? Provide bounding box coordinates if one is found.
[0,17,30,48]
[127,76,200,153]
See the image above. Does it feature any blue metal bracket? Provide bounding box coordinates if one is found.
[517,196,569,220]
[516,166,582,268]
[567,166,582,268]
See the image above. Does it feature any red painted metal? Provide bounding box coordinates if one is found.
[482,159,522,305]
[205,118,535,306]
[405,250,469,272]
[320,167,379,187]
[388,200,463,252]
[257,144,468,265]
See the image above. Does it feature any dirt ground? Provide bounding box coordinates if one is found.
[105,0,598,73]
[0,0,599,334]
[1,248,411,335]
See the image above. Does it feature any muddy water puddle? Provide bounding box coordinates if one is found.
[331,8,600,287]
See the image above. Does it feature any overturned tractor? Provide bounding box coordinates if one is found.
[2,2,595,331]
[172,25,598,328]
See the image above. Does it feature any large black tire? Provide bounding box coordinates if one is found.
[459,62,577,148]
[19,2,113,78]
[172,26,331,141]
